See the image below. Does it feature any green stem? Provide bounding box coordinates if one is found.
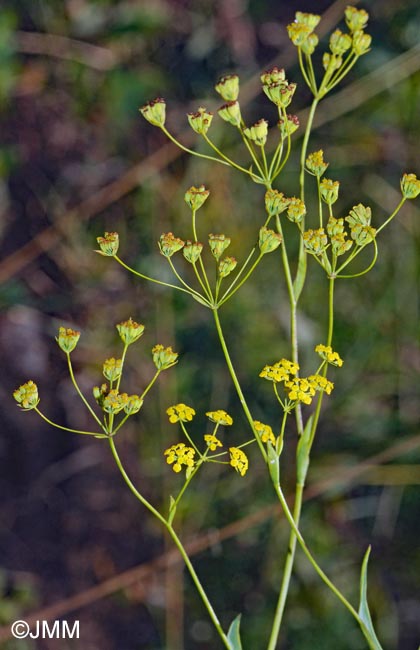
[336,239,378,278]
[140,369,162,401]
[109,437,231,649]
[273,482,360,621]
[108,343,128,433]
[167,257,211,303]
[202,132,260,178]
[267,484,304,650]
[217,252,264,306]
[66,353,106,431]
[213,309,267,460]
[218,246,258,303]
[114,255,205,300]
[35,407,106,437]
[192,210,214,301]
[161,125,230,168]
[376,197,406,234]
[238,126,266,179]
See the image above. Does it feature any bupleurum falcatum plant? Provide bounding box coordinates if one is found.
[13,7,420,650]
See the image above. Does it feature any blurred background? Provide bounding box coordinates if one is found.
[0,0,419,648]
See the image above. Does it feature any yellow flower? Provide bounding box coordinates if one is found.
[206,410,233,426]
[253,421,275,444]
[315,344,343,367]
[308,375,334,395]
[204,434,223,451]
[259,358,299,383]
[56,327,81,354]
[13,380,39,410]
[166,404,196,423]
[164,443,195,473]
[285,378,316,405]
[229,447,249,476]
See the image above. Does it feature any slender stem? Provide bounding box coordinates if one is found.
[66,353,106,431]
[114,255,203,299]
[336,239,378,278]
[108,343,128,433]
[140,369,162,401]
[299,97,319,207]
[202,132,260,178]
[267,484,304,650]
[35,407,106,437]
[238,127,266,178]
[217,253,264,306]
[109,437,231,649]
[161,126,230,167]
[213,309,267,460]
[376,197,406,234]
[167,257,211,303]
[273,482,360,620]
[192,210,214,301]
[218,246,258,303]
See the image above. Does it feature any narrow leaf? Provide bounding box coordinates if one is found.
[296,415,313,486]
[267,441,280,486]
[227,614,243,650]
[358,546,384,650]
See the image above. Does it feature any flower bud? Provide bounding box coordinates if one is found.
[259,227,282,254]
[322,53,342,72]
[187,107,213,135]
[295,11,321,30]
[260,67,286,86]
[116,317,145,345]
[306,150,328,177]
[243,119,268,146]
[265,189,289,216]
[303,228,328,255]
[124,395,143,415]
[287,22,313,47]
[217,101,242,126]
[56,327,81,354]
[301,33,318,56]
[96,232,119,256]
[139,98,166,127]
[352,30,372,55]
[218,256,237,278]
[263,82,296,108]
[329,29,352,55]
[345,6,369,33]
[103,357,123,382]
[278,114,299,139]
[184,185,210,211]
[327,216,345,237]
[401,173,420,199]
[208,233,231,260]
[152,344,179,370]
[287,197,306,223]
[102,390,129,414]
[345,203,372,227]
[93,383,108,407]
[215,74,239,102]
[183,241,203,264]
[159,232,185,257]
[13,380,39,410]
[320,178,340,205]
[330,234,352,256]
[350,224,376,247]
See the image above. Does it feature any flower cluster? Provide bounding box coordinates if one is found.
[229,447,248,476]
[287,12,320,55]
[206,410,233,426]
[152,345,179,370]
[259,358,299,383]
[164,443,195,473]
[96,232,119,257]
[315,344,343,367]
[116,318,145,345]
[260,67,296,108]
[13,381,39,411]
[166,403,196,423]
[56,327,81,354]
[253,420,275,445]
[204,434,223,451]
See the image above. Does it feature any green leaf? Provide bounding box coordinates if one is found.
[267,441,280,485]
[293,241,307,300]
[358,546,384,650]
[227,614,243,650]
[296,415,313,486]
[168,495,176,525]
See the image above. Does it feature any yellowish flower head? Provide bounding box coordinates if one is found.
[315,344,343,367]
[229,447,249,477]
[13,380,39,411]
[204,434,223,451]
[253,420,276,444]
[164,443,195,473]
[308,375,334,395]
[206,410,233,426]
[166,403,196,423]
[285,378,316,405]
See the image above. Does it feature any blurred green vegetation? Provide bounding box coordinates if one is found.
[0,1,419,649]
